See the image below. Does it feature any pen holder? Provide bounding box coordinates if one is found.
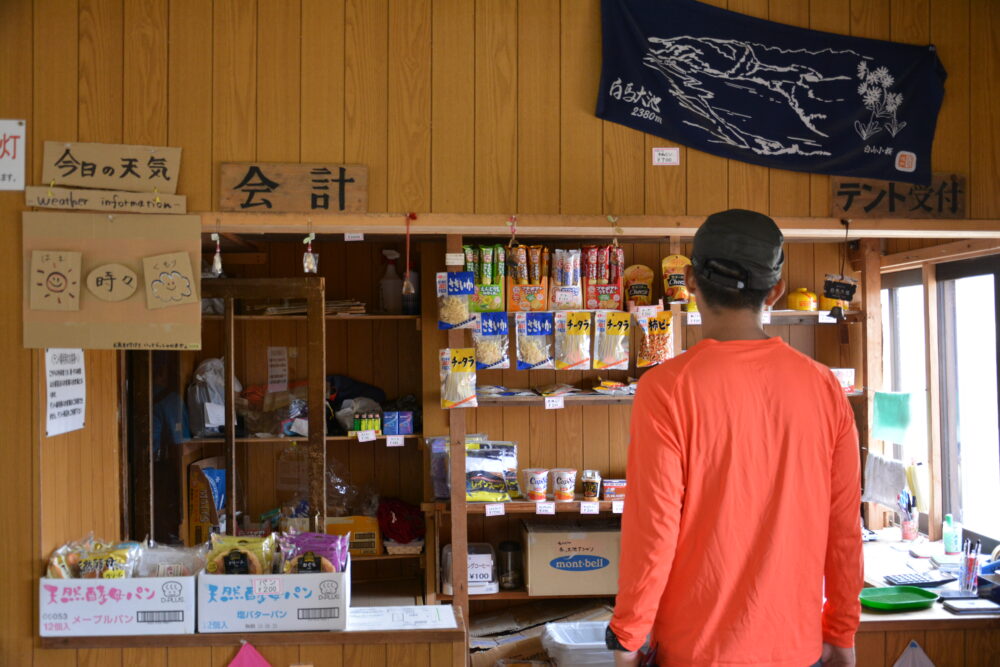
[960,557,979,594]
[901,517,918,541]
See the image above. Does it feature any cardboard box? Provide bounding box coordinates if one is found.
[522,520,621,597]
[508,278,549,312]
[197,560,350,633]
[39,576,196,636]
[325,515,382,556]
[188,456,225,545]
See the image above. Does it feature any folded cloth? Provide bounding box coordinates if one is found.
[872,391,914,443]
[861,452,907,508]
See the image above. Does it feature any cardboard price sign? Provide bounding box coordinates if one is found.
[42,141,181,194]
[830,173,966,219]
[219,162,367,213]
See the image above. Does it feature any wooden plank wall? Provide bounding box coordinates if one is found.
[2,0,999,664]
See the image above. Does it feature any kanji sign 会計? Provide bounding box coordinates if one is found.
[219,163,367,213]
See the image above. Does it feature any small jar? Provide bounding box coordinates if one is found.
[498,541,523,591]
[581,470,602,501]
[787,288,818,312]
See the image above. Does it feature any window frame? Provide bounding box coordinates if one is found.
[880,269,923,462]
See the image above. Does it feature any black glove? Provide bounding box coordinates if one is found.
[605,624,629,652]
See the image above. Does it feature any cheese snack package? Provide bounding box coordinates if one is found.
[555,311,592,370]
[473,312,510,370]
[205,534,276,574]
[440,347,478,409]
[515,312,554,370]
[662,255,692,302]
[594,310,630,370]
[624,264,654,307]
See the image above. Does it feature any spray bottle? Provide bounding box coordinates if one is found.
[379,249,403,314]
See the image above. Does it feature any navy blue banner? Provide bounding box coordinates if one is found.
[597,0,946,184]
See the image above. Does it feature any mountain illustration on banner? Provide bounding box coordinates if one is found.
[597,0,946,184]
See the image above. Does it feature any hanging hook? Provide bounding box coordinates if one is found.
[608,215,623,246]
[506,214,518,247]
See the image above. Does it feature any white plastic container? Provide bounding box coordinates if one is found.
[542,621,615,666]
[441,543,499,595]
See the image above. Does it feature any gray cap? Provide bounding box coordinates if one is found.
[691,209,784,290]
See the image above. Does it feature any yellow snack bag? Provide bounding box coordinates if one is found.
[78,542,141,579]
[662,255,692,302]
[206,534,276,574]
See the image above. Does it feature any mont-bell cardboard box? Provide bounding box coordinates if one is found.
[197,559,351,633]
[326,515,382,556]
[521,519,621,597]
[40,576,196,636]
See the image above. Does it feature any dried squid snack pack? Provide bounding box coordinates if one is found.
[515,312,554,370]
[436,271,476,329]
[473,311,510,370]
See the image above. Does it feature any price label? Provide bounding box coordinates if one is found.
[345,232,365,242]
[252,578,281,596]
[357,429,376,443]
[445,252,466,267]
[687,311,702,325]
[468,554,493,582]
[535,502,555,515]
[386,435,405,447]
[818,310,836,324]
[485,503,505,517]
[762,309,771,324]
[580,501,600,515]
[612,500,624,514]
[544,396,565,410]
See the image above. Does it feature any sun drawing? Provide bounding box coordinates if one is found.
[36,261,78,305]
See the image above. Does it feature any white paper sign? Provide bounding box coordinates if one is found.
[535,502,555,515]
[652,147,680,166]
[468,554,493,582]
[445,252,466,267]
[267,346,288,393]
[357,429,376,442]
[0,119,26,190]
[45,348,85,437]
[252,577,281,596]
[386,435,405,447]
[204,402,225,428]
[612,500,624,514]
[347,606,457,632]
[544,396,564,410]
[762,309,772,324]
[687,311,701,325]
[345,232,364,242]
[818,310,837,324]
[580,501,600,515]
[485,503,505,517]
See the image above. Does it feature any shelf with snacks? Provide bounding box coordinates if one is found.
[437,590,614,601]
[203,313,420,322]
[186,434,423,445]
[435,498,619,515]
[474,394,634,407]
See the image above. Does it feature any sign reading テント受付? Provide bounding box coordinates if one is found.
[0,119,26,190]
[219,163,367,213]
[42,141,181,194]
[830,173,966,218]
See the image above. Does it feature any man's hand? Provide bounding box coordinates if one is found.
[614,650,641,667]
[821,642,856,666]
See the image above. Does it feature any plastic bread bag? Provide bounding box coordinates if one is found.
[279,532,347,573]
[205,534,276,574]
[440,347,478,409]
[515,311,554,370]
[78,541,142,579]
[137,541,210,577]
[593,310,630,370]
[465,448,511,502]
[637,311,673,367]
[436,271,476,329]
[473,312,510,370]
[47,533,99,579]
[554,311,592,370]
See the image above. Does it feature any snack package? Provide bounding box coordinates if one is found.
[624,264,654,307]
[637,311,673,367]
[662,255,692,302]
[79,542,142,579]
[436,271,476,329]
[473,312,510,370]
[47,534,98,579]
[440,347,478,409]
[583,244,625,310]
[471,244,506,312]
[465,448,511,502]
[515,312,554,370]
[137,542,210,577]
[279,532,349,573]
[593,311,630,370]
[550,249,583,310]
[554,311,592,370]
[471,441,521,499]
[205,534,276,574]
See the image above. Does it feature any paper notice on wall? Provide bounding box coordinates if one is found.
[45,348,85,437]
[267,346,288,393]
[0,120,26,190]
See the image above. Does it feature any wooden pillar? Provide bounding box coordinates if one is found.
[132,351,154,539]
[307,278,328,529]
[859,239,885,528]
[923,266,943,539]
[224,296,237,535]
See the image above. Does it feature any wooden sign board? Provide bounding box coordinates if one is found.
[830,173,966,219]
[23,212,201,350]
[219,162,367,213]
[41,141,181,194]
[25,185,187,214]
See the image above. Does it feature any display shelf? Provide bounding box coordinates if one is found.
[680,309,861,326]
[187,434,422,445]
[434,499,618,515]
[437,590,613,601]
[475,394,633,407]
[352,553,424,562]
[203,313,420,321]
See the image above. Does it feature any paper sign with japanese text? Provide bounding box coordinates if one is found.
[42,141,181,194]
[0,119,26,190]
[45,348,85,437]
[219,162,367,213]
[23,212,201,350]
[830,173,966,218]
[26,185,187,214]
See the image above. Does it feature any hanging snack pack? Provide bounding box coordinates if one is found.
[515,312,554,370]
[662,255,692,303]
[555,311,592,370]
[473,312,510,370]
[467,245,506,312]
[549,248,583,310]
[637,311,673,367]
[470,441,522,499]
[440,347,478,409]
[436,271,476,329]
[465,448,511,502]
[205,534,277,575]
[582,244,625,310]
[624,264,655,307]
[593,311,630,370]
[507,244,549,311]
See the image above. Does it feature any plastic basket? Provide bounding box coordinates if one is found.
[541,621,614,666]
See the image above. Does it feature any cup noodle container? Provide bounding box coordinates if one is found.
[552,469,578,502]
[522,468,550,502]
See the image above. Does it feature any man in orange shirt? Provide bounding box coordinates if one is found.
[608,210,863,667]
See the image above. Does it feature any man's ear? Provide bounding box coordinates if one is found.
[684,265,698,295]
[764,278,786,307]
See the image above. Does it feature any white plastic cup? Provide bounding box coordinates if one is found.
[552,469,578,502]
[522,468,550,501]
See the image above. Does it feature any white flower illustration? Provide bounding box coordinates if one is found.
[854,60,906,140]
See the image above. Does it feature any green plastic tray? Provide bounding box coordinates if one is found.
[859,586,940,611]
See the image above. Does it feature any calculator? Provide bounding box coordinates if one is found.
[883,572,957,587]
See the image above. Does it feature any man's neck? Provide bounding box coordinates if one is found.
[700,307,770,342]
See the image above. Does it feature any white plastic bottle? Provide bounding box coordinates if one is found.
[379,249,403,314]
[401,264,420,315]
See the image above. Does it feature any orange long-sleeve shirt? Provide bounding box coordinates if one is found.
[611,337,862,666]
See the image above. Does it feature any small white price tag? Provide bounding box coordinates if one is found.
[252,578,281,596]
[651,147,681,166]
[580,501,600,515]
[612,500,624,514]
[762,309,772,324]
[535,502,555,515]
[485,503,505,517]
[345,232,365,242]
[445,252,466,267]
[686,311,701,325]
[544,396,565,410]
[818,310,836,324]
[386,435,405,447]
[357,429,376,442]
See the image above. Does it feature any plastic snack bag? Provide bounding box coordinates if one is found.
[137,541,210,577]
[205,534,276,574]
[554,311,592,370]
[637,311,673,367]
[279,532,349,573]
[47,534,99,579]
[594,311,630,370]
[440,348,478,409]
[624,264,654,307]
[662,255,692,302]
[465,448,511,502]
[473,312,510,370]
[79,541,142,579]
[515,312,554,370]
[436,271,476,329]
